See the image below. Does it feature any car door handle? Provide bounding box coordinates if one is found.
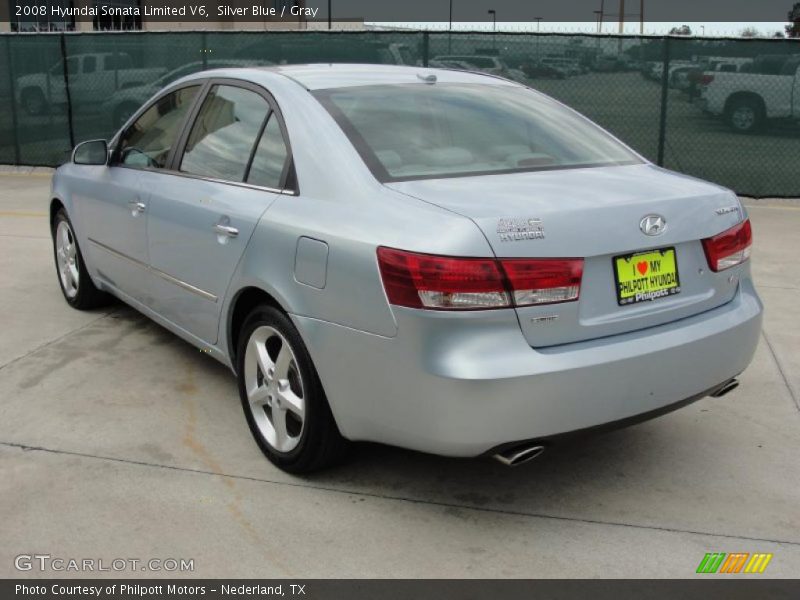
[128,200,146,214]
[213,224,239,238]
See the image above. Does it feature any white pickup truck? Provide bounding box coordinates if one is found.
[697,55,800,133]
[15,52,166,115]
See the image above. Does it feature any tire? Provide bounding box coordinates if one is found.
[52,209,112,310]
[725,97,764,134]
[236,305,348,473]
[22,88,47,116]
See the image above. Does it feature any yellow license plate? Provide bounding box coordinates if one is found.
[614,247,681,306]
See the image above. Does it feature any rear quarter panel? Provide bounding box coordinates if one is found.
[219,72,495,351]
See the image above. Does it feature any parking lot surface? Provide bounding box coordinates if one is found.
[0,173,798,578]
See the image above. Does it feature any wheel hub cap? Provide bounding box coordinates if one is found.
[55,221,79,299]
[243,326,305,453]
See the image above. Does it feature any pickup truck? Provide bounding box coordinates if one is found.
[101,59,271,129]
[697,55,800,133]
[15,52,167,115]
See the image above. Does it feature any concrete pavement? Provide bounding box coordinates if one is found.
[0,174,798,578]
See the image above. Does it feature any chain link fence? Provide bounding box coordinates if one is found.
[1,30,798,197]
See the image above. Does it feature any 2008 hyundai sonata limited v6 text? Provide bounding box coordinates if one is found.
[50,64,763,472]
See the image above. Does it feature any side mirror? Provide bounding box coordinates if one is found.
[72,139,108,166]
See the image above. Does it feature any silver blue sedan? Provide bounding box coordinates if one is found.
[50,64,762,472]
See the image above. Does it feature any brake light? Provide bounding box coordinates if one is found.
[377,247,583,310]
[501,258,583,306]
[700,74,715,85]
[701,219,752,272]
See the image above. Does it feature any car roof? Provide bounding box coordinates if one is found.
[180,63,520,91]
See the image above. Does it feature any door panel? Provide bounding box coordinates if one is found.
[81,83,203,303]
[78,167,150,301]
[145,83,290,343]
[145,176,279,343]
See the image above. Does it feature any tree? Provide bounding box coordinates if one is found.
[788,2,800,37]
[669,25,692,36]
[740,27,760,37]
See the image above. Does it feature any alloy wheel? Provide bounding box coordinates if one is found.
[243,326,306,453]
[55,220,79,299]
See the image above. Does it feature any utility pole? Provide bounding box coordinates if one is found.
[327,0,331,30]
[449,0,453,31]
[448,0,453,52]
[534,17,542,61]
[618,0,624,34]
[640,0,644,35]
[598,0,604,33]
[488,9,496,50]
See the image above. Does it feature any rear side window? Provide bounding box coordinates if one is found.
[181,85,270,182]
[247,114,290,189]
[117,85,200,169]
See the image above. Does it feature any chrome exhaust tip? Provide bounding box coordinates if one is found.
[710,378,740,398]
[493,444,545,467]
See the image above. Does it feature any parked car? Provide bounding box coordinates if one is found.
[428,59,476,71]
[431,54,528,83]
[101,59,271,128]
[594,54,625,72]
[520,60,568,79]
[697,55,800,132]
[51,64,762,473]
[540,56,583,76]
[15,52,167,115]
[235,40,415,67]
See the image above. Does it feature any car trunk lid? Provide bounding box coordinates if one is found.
[387,164,745,347]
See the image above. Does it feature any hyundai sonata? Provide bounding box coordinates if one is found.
[50,64,762,472]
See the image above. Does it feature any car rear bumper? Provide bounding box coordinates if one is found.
[293,278,762,457]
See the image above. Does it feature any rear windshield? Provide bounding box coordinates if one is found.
[314,83,641,182]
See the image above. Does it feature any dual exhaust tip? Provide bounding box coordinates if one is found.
[492,378,740,467]
[710,378,739,398]
[493,444,545,467]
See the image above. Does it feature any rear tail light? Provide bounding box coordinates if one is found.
[700,74,715,85]
[377,247,583,310]
[702,219,752,272]
[501,258,583,305]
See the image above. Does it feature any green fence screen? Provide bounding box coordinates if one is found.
[1,30,798,197]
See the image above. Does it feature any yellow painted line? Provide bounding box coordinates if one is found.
[0,210,48,217]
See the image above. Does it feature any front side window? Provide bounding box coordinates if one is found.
[181,85,271,183]
[315,83,641,182]
[247,114,290,189]
[117,85,200,169]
